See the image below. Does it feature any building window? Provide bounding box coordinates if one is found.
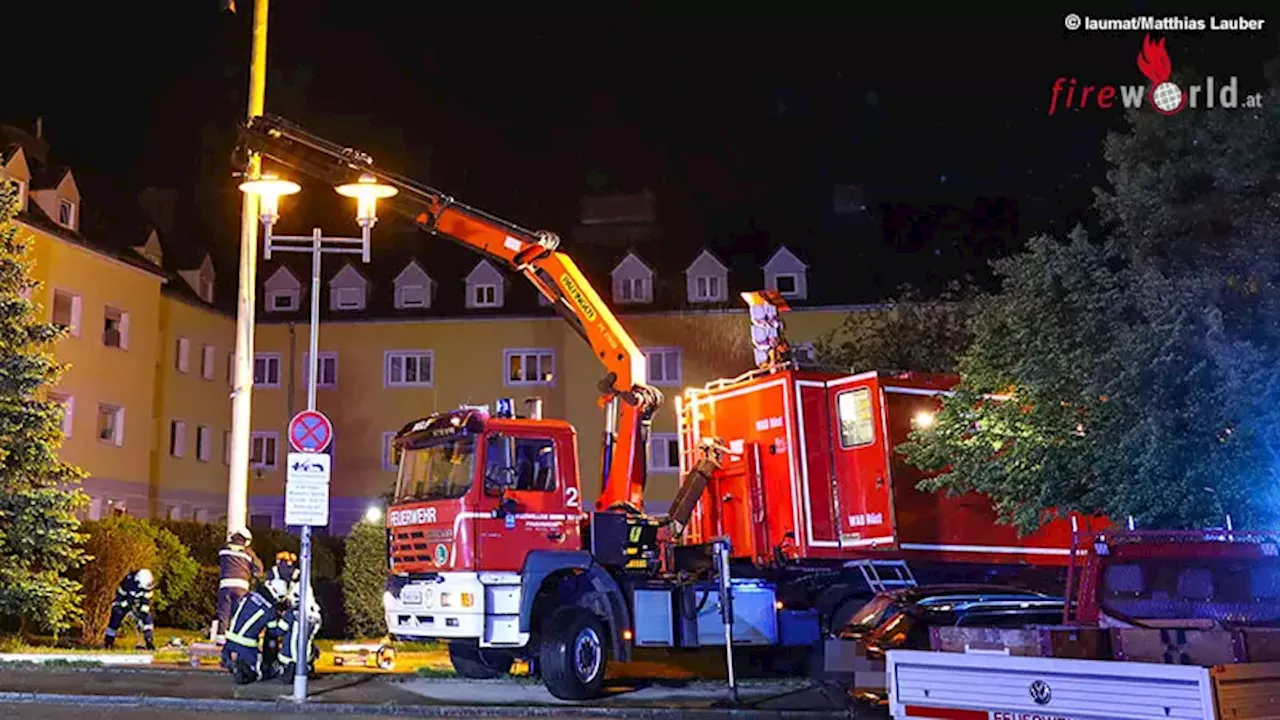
[505,348,554,386]
[836,388,875,448]
[253,353,281,388]
[648,433,680,473]
[693,275,722,302]
[385,351,433,387]
[303,352,338,388]
[51,290,81,336]
[471,284,498,308]
[250,432,278,469]
[166,505,183,521]
[103,306,129,349]
[267,290,299,312]
[382,431,400,471]
[616,277,650,304]
[201,344,216,380]
[395,284,428,309]
[774,273,799,296]
[97,404,124,446]
[224,430,232,465]
[250,514,274,530]
[58,198,75,228]
[196,425,212,462]
[169,420,186,457]
[49,393,73,437]
[644,348,681,387]
[175,337,190,373]
[334,287,365,311]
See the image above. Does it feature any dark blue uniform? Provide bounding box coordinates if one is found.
[221,583,282,684]
[105,570,155,650]
[217,541,263,641]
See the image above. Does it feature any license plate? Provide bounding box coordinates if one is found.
[400,588,423,606]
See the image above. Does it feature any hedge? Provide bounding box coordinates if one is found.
[78,518,198,643]
[341,519,388,638]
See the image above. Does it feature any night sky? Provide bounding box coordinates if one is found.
[5,3,1277,296]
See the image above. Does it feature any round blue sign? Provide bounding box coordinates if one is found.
[288,410,333,453]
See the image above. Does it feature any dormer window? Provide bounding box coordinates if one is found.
[334,287,365,310]
[328,263,369,312]
[58,198,76,229]
[472,284,498,307]
[198,273,215,304]
[464,260,505,309]
[684,249,729,304]
[611,252,655,305]
[762,246,809,301]
[693,275,721,301]
[396,285,428,309]
[267,290,299,312]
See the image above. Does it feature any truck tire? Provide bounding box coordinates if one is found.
[538,606,608,700]
[448,641,513,679]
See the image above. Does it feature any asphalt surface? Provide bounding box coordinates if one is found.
[0,704,563,719]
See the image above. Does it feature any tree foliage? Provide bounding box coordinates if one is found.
[902,89,1280,532]
[814,284,974,374]
[340,519,388,638]
[0,180,89,635]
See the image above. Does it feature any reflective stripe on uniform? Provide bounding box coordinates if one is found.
[219,549,255,561]
[220,579,250,590]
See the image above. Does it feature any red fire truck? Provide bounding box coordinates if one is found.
[236,116,1099,700]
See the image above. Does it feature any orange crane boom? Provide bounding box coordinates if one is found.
[236,114,661,512]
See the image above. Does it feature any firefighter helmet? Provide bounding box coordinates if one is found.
[264,578,289,603]
[135,568,155,590]
[228,528,252,545]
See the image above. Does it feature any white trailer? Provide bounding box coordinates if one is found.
[886,648,1280,720]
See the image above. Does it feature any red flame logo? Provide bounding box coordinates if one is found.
[1136,34,1172,84]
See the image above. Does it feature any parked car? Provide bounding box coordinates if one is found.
[832,585,1064,706]
[836,584,1058,642]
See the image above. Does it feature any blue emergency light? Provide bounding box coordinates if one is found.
[495,397,515,419]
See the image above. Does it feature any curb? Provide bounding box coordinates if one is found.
[0,691,852,719]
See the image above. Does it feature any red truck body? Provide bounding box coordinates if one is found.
[677,367,1098,567]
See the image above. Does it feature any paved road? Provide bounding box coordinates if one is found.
[0,703,570,720]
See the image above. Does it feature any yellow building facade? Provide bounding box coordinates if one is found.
[6,130,862,534]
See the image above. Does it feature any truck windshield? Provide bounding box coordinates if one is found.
[395,437,477,503]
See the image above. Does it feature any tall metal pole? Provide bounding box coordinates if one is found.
[227,0,270,532]
[293,229,322,702]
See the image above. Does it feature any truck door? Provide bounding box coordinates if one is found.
[475,432,581,572]
[827,377,895,548]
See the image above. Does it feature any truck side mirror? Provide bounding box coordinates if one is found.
[496,497,518,518]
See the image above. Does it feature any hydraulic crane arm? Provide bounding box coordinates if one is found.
[236,114,660,512]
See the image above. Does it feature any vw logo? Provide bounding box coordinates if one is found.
[1029,679,1052,705]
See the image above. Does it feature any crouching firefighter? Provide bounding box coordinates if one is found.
[104,568,156,650]
[221,578,289,684]
[216,527,263,644]
[279,582,322,678]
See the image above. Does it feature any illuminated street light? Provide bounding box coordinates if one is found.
[336,174,397,227]
[364,505,384,524]
[238,175,300,226]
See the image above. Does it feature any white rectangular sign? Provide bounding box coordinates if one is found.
[285,452,331,527]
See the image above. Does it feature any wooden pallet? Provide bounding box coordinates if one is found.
[331,643,395,670]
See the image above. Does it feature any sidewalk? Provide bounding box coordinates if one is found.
[0,666,856,718]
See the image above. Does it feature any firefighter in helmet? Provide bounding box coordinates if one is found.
[216,527,264,644]
[268,550,299,586]
[279,579,322,678]
[221,576,289,684]
[104,568,156,650]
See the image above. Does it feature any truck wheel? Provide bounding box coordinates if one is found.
[538,607,608,700]
[448,641,513,679]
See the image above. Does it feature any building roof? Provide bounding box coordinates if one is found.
[253,217,869,324]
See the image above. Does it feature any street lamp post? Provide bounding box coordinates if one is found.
[240,174,396,702]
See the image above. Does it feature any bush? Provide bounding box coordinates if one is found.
[160,565,219,631]
[77,518,200,641]
[156,521,226,565]
[341,520,388,638]
[79,519,157,643]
